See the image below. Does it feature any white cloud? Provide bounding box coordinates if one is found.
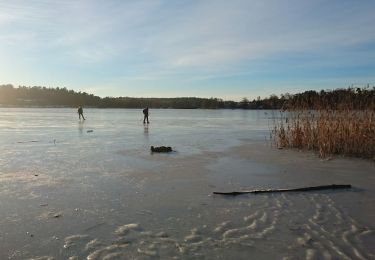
[148,0,375,68]
[2,0,374,67]
[0,0,374,98]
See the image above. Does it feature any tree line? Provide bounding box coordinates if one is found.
[0,84,373,109]
[284,87,375,110]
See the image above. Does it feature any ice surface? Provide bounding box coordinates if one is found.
[0,108,374,259]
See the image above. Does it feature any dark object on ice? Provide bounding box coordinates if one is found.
[151,146,172,153]
[213,184,352,196]
[17,140,39,143]
[87,130,93,133]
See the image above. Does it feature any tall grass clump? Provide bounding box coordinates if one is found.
[272,87,375,158]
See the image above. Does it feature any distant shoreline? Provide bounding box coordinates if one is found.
[0,106,254,110]
[1,84,374,110]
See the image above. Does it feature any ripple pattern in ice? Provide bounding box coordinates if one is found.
[26,194,374,260]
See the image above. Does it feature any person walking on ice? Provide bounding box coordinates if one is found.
[143,107,149,124]
[78,105,85,120]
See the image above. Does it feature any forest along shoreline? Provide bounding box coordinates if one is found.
[1,84,373,110]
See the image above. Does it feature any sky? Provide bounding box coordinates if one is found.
[0,0,375,100]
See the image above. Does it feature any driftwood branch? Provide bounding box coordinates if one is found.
[213,184,352,196]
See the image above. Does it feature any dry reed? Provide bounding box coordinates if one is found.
[272,88,375,159]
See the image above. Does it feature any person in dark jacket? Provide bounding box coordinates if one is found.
[143,107,149,124]
[78,105,85,120]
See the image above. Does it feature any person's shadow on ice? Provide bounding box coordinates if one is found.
[78,120,84,135]
[143,124,149,140]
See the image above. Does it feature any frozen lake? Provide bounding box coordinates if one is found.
[0,108,374,259]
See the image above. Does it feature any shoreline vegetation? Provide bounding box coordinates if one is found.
[272,87,375,159]
[0,84,237,109]
[0,84,373,110]
[1,84,374,159]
